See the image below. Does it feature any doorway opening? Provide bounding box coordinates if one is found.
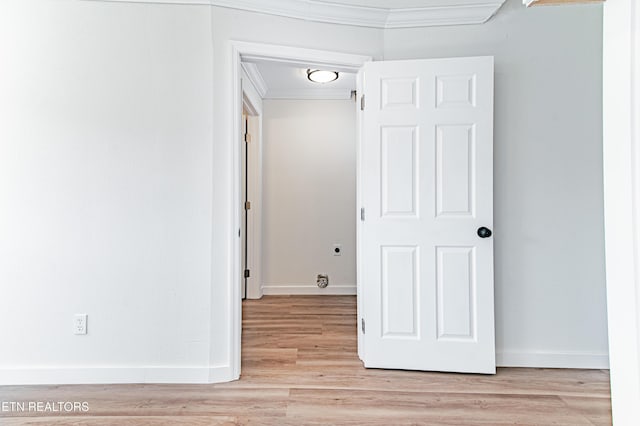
[230,41,371,379]
[239,60,362,369]
[242,62,359,298]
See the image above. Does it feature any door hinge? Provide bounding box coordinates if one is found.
[244,201,251,210]
[244,133,252,143]
[360,207,365,222]
[360,94,365,111]
[361,318,365,334]
[244,269,250,278]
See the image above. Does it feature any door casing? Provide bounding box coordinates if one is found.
[240,90,262,301]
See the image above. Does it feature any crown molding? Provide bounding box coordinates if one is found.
[211,0,506,28]
[241,63,268,98]
[84,0,507,28]
[212,0,386,27]
[523,0,603,6]
[386,3,505,27]
[84,0,211,4]
[264,88,353,100]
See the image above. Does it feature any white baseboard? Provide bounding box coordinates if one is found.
[246,284,263,300]
[0,365,234,385]
[496,350,610,369]
[261,283,357,295]
[0,351,609,385]
[207,365,234,383]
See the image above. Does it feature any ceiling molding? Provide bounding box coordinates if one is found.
[210,0,506,28]
[84,0,211,5]
[212,0,386,27]
[523,0,603,6]
[264,88,353,100]
[385,3,505,27]
[85,0,507,28]
[241,63,268,98]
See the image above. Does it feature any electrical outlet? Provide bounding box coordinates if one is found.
[74,314,87,335]
[332,244,342,256]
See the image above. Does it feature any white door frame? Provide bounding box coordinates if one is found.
[241,69,263,301]
[228,40,371,378]
[603,1,640,423]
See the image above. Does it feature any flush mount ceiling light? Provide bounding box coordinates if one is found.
[307,69,339,83]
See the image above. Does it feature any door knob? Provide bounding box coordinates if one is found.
[477,227,492,238]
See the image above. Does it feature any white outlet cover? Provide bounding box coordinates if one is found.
[74,314,87,335]
[332,244,342,256]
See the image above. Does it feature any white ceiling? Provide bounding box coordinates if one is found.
[243,60,356,100]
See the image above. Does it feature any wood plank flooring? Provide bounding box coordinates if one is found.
[0,295,612,425]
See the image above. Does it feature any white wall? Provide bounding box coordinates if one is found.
[0,0,215,383]
[0,0,383,383]
[0,0,608,385]
[383,0,608,367]
[261,100,357,294]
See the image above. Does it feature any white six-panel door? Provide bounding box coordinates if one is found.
[360,57,495,374]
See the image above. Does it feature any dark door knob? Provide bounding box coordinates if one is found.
[477,227,492,238]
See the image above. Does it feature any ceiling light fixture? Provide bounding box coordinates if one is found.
[307,69,339,83]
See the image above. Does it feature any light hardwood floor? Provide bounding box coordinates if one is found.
[0,295,611,425]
